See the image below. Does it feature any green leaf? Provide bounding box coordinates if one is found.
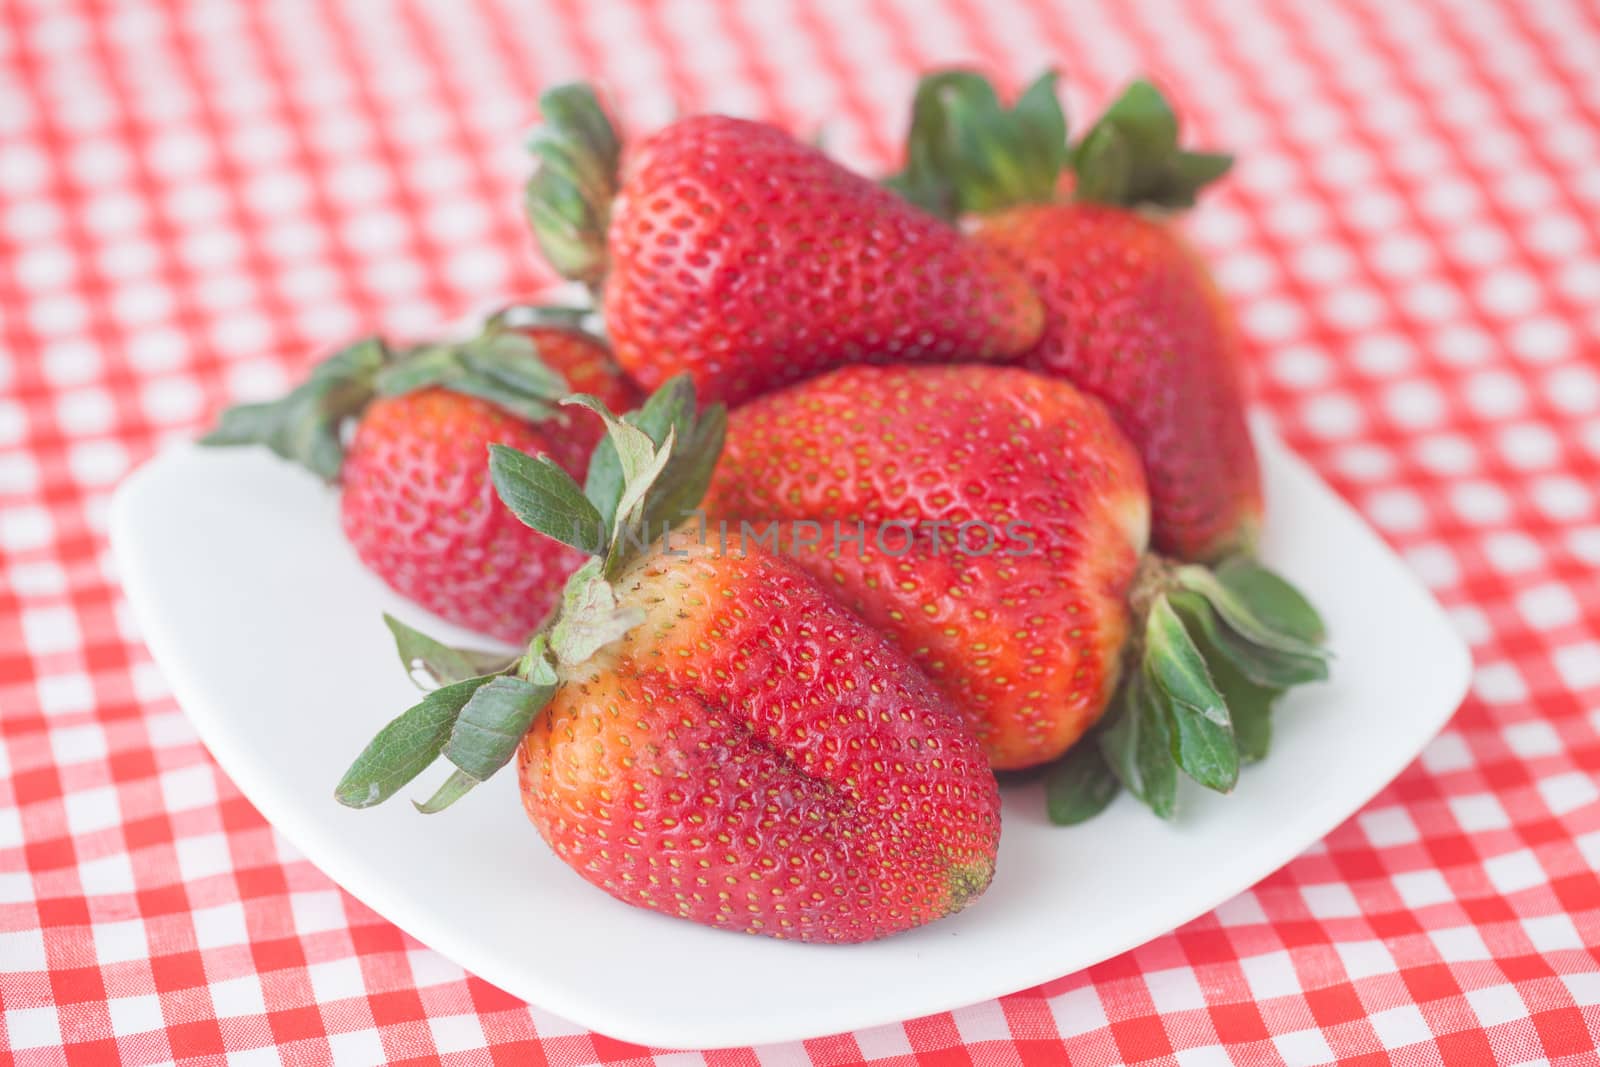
[617,432,676,526]
[597,422,675,568]
[1174,566,1329,663]
[203,393,343,482]
[565,394,660,485]
[1097,673,1177,819]
[1046,740,1121,825]
[643,402,725,536]
[1169,593,1280,763]
[548,559,646,666]
[1215,557,1326,644]
[1070,124,1132,205]
[583,435,626,532]
[589,376,725,539]
[414,768,481,814]
[565,384,720,575]
[1211,654,1277,765]
[1012,72,1070,192]
[1144,595,1228,726]
[200,337,387,481]
[1163,151,1234,205]
[884,70,992,218]
[1143,594,1238,793]
[383,614,510,688]
[278,395,347,482]
[524,83,621,288]
[1176,589,1326,688]
[459,330,571,401]
[1099,80,1177,162]
[583,377,692,528]
[1069,78,1231,209]
[311,336,388,384]
[441,673,553,781]
[629,374,699,446]
[521,639,559,687]
[1154,680,1239,793]
[568,375,726,576]
[334,675,496,808]
[488,444,606,554]
[374,326,574,425]
[882,168,954,220]
[201,399,291,447]
[372,345,462,396]
[539,83,621,180]
[441,375,558,424]
[941,80,1019,214]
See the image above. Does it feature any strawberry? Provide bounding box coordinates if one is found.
[888,72,1260,561]
[336,378,1001,942]
[706,363,1147,771]
[704,365,1329,823]
[202,310,638,641]
[522,85,1044,406]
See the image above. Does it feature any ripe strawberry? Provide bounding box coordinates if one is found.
[889,72,1260,561]
[706,364,1148,770]
[704,365,1329,823]
[336,379,1001,942]
[202,311,638,641]
[522,85,1044,406]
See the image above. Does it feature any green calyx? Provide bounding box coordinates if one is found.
[199,316,596,482]
[886,69,1231,219]
[523,83,622,293]
[335,375,727,813]
[334,620,556,813]
[1045,555,1329,825]
[1070,80,1233,210]
[886,70,1068,219]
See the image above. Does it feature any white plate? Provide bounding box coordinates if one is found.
[110,423,1470,1050]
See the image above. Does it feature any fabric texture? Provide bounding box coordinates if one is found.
[3,0,1599,1063]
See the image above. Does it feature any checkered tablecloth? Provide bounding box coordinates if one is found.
[4,0,1599,1063]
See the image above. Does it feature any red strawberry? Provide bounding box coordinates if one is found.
[337,379,1001,942]
[889,72,1260,561]
[705,365,1329,822]
[706,364,1148,770]
[202,312,638,641]
[523,85,1043,406]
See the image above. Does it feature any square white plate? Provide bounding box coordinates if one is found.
[110,422,1470,1049]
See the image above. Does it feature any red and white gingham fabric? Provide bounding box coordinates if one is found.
[3,0,1599,1063]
